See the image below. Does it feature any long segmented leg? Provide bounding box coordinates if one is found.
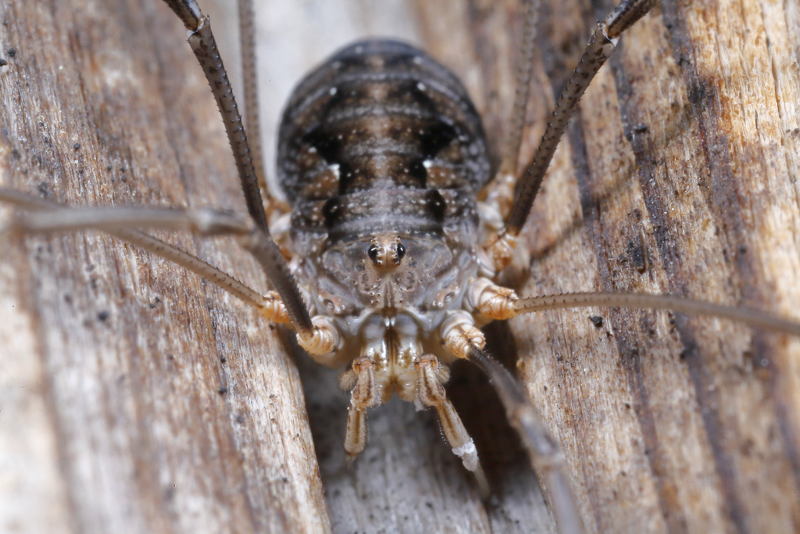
[455,280,800,532]
[460,266,800,337]
[468,347,583,534]
[159,0,313,334]
[0,188,344,357]
[512,292,800,337]
[485,0,658,270]
[438,311,582,534]
[0,189,270,311]
[236,0,266,205]
[3,204,251,236]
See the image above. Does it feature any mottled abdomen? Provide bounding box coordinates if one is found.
[277,40,490,241]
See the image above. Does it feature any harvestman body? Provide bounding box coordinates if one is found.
[3,1,800,533]
[277,38,496,474]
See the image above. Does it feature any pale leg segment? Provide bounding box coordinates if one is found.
[341,357,379,459]
[415,356,477,470]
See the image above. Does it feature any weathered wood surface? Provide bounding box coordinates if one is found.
[1,1,799,533]
[485,0,800,532]
[0,1,327,533]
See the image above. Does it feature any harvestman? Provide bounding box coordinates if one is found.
[2,1,799,533]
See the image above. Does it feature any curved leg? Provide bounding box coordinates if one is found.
[439,305,583,534]
[485,0,658,270]
[0,188,272,311]
[159,0,312,333]
[468,346,584,534]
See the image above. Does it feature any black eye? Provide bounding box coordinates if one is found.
[396,242,406,260]
[367,244,380,262]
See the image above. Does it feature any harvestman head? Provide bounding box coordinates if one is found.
[2,1,800,533]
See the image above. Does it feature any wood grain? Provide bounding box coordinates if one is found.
[2,1,799,534]
[0,1,326,533]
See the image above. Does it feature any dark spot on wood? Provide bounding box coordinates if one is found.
[626,238,648,274]
[7,48,16,58]
[217,386,228,395]
[0,58,7,67]
[97,310,109,322]
[687,80,712,107]
[589,315,604,328]
[73,143,81,151]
